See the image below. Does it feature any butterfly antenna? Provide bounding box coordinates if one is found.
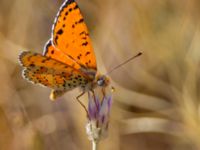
[106,52,142,75]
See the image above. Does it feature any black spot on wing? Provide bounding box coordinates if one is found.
[80,31,85,35]
[41,59,45,63]
[85,51,91,56]
[77,54,82,60]
[41,57,50,63]
[63,82,66,87]
[79,31,89,36]
[55,36,58,45]
[65,12,68,16]
[78,18,84,24]
[73,4,78,10]
[51,50,55,54]
[72,18,84,29]
[82,41,88,46]
[68,83,71,88]
[57,29,63,35]
[30,64,35,67]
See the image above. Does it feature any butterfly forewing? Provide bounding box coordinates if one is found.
[48,0,97,70]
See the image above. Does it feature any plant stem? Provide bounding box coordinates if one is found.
[92,140,98,150]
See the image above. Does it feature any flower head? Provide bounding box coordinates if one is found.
[86,91,112,141]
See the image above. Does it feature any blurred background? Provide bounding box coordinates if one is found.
[1,0,200,149]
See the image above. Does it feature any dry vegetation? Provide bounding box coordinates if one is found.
[0,0,200,149]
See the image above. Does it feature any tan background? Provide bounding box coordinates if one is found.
[0,0,200,149]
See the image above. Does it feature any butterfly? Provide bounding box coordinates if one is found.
[19,0,110,102]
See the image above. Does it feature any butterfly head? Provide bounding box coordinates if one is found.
[95,74,110,87]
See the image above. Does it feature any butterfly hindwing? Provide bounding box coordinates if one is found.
[48,0,97,70]
[19,51,89,91]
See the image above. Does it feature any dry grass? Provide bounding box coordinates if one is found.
[0,0,200,149]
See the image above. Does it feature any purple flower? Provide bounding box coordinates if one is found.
[86,91,112,141]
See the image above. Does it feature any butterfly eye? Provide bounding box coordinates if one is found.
[97,78,104,86]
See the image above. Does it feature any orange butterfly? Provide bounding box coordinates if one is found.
[19,0,110,102]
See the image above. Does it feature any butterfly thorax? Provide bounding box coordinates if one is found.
[80,73,109,92]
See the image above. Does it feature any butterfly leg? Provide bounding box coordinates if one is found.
[102,87,106,97]
[76,92,89,117]
[101,87,106,105]
[91,90,99,109]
